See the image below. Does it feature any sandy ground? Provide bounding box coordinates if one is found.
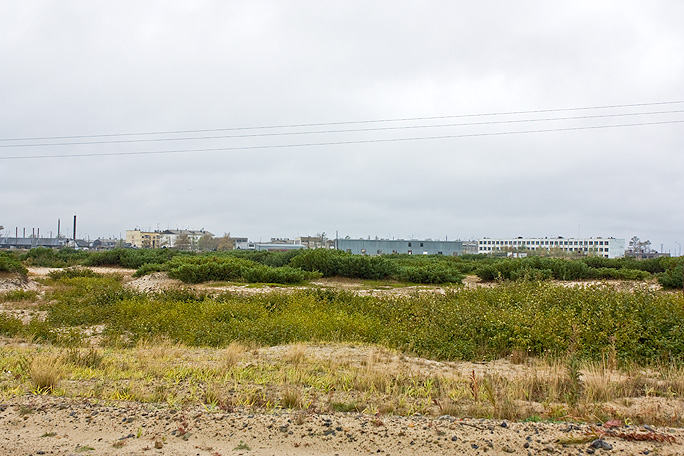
[1,395,682,456]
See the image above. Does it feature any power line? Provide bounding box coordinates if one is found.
[2,109,683,149]
[1,118,682,161]
[1,100,684,143]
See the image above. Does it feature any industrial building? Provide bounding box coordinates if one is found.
[336,238,465,256]
[477,237,626,258]
[0,237,66,249]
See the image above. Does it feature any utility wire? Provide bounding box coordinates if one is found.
[1,118,682,161]
[1,100,684,142]
[2,109,683,149]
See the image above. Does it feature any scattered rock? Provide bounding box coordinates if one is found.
[590,439,613,450]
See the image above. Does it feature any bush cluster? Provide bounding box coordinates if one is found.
[289,249,466,283]
[657,264,683,289]
[0,251,28,277]
[19,247,89,268]
[47,267,102,280]
[475,257,651,282]
[165,256,320,284]
[289,249,398,279]
[85,248,182,269]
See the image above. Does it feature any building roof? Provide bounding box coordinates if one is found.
[0,237,67,248]
[161,229,214,236]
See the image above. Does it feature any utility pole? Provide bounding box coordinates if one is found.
[677,242,684,295]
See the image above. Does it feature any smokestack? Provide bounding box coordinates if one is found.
[73,215,77,244]
[58,218,61,238]
[37,228,40,238]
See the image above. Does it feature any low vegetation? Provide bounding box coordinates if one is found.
[8,246,684,288]
[0,342,682,425]
[1,263,684,425]
[0,251,28,278]
[3,276,682,364]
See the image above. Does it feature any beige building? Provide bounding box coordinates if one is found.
[297,235,334,249]
[125,230,162,248]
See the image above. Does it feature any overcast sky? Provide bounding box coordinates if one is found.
[1,1,683,252]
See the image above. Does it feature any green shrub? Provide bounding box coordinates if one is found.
[85,248,182,269]
[658,265,683,289]
[20,247,89,268]
[593,268,651,281]
[132,263,167,277]
[46,276,136,326]
[289,249,398,280]
[397,264,464,284]
[0,314,23,337]
[242,265,321,284]
[475,257,654,283]
[165,256,319,284]
[0,289,38,303]
[0,252,27,277]
[48,267,102,280]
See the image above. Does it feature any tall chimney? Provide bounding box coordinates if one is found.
[58,218,61,238]
[73,215,77,243]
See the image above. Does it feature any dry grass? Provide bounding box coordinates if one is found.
[221,342,249,369]
[29,353,63,393]
[2,343,683,425]
[283,344,307,364]
[281,388,302,409]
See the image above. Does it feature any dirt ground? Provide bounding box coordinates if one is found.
[1,394,682,456]
[0,268,682,455]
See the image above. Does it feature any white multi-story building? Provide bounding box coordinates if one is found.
[160,229,213,248]
[478,237,625,259]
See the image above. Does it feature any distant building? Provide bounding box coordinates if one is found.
[233,237,254,250]
[297,236,334,249]
[477,237,626,259]
[0,237,67,249]
[160,229,213,248]
[336,238,465,256]
[254,243,306,252]
[92,238,119,250]
[624,251,670,260]
[126,230,162,248]
[462,241,478,255]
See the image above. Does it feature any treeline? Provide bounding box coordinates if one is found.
[4,247,684,288]
[474,255,683,289]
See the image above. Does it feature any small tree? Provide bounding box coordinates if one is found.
[198,234,218,251]
[174,233,191,251]
[216,233,235,251]
[629,236,652,253]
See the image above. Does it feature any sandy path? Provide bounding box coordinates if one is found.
[1,396,682,456]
